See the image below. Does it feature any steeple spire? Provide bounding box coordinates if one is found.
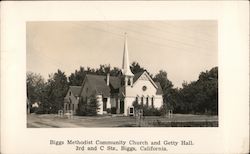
[122,33,134,77]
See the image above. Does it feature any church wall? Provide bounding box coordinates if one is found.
[106,97,111,109]
[154,95,163,108]
[124,73,164,112]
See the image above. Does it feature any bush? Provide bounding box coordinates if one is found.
[111,107,116,114]
[132,100,142,110]
[87,97,99,116]
[142,106,161,116]
[76,96,100,116]
[106,108,111,114]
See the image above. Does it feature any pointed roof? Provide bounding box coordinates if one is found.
[69,86,82,97]
[122,33,134,77]
[133,71,163,95]
[83,74,121,97]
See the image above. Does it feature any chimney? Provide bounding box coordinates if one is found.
[106,73,110,86]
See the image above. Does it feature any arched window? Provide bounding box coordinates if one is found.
[146,97,149,107]
[151,97,154,108]
[141,97,144,106]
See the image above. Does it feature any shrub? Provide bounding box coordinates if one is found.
[76,96,100,116]
[111,107,117,114]
[87,97,99,116]
[106,108,111,114]
[76,97,87,116]
[142,106,161,116]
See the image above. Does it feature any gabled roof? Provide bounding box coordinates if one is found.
[133,71,144,83]
[133,71,158,89]
[133,71,163,95]
[69,86,82,97]
[81,72,163,97]
[109,76,121,89]
[85,74,121,97]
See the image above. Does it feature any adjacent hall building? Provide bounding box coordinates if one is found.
[64,33,164,116]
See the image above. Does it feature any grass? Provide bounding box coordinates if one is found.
[27,113,218,128]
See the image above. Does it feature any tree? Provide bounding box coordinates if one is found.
[76,97,88,116]
[176,67,218,115]
[153,70,174,112]
[26,72,46,104]
[68,67,86,86]
[42,70,69,113]
[76,95,100,116]
[130,62,146,74]
[86,96,100,116]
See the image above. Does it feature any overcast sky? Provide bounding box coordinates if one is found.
[27,21,217,88]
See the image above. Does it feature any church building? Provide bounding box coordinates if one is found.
[64,33,163,116]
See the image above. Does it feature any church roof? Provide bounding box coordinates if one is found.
[83,72,163,97]
[133,71,163,95]
[85,74,121,97]
[133,71,145,83]
[69,86,82,97]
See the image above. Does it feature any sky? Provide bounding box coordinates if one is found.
[26,21,217,88]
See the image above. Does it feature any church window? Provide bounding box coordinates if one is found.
[146,97,149,107]
[151,97,154,108]
[69,91,71,96]
[128,78,131,86]
[141,97,144,106]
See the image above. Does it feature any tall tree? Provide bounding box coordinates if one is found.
[68,66,86,86]
[176,67,218,114]
[153,70,174,113]
[45,69,69,113]
[130,61,146,74]
[26,72,46,104]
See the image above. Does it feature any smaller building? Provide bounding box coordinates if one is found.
[64,86,81,114]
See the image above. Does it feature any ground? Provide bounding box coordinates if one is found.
[27,114,218,127]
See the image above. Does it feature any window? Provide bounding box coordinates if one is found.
[141,97,144,106]
[69,91,71,96]
[151,97,154,108]
[129,107,134,114]
[103,98,107,111]
[128,78,131,86]
[136,97,138,103]
[146,97,149,107]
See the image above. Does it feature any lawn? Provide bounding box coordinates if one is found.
[27,114,218,128]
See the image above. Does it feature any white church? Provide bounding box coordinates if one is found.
[64,33,163,116]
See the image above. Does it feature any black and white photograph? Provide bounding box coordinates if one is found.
[1,1,249,154]
[26,21,218,127]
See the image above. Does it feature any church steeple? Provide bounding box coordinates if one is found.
[122,33,134,77]
[121,33,134,87]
